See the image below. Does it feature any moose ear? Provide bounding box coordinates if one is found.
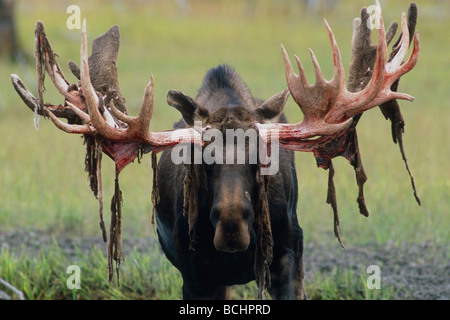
[167,90,209,126]
[256,89,290,123]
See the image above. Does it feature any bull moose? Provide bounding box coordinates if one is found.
[12,2,419,299]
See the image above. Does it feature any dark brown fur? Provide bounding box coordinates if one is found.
[155,65,306,299]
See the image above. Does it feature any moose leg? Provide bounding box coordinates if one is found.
[215,285,232,299]
[269,222,307,300]
[294,256,307,300]
[294,225,307,300]
[268,250,296,300]
[182,278,231,300]
[271,251,307,300]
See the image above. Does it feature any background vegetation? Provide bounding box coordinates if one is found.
[0,0,448,299]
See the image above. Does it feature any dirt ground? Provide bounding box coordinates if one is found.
[304,241,448,299]
[0,228,448,300]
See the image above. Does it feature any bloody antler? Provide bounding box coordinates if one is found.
[256,3,419,150]
[11,19,206,285]
[256,2,420,247]
[13,20,203,173]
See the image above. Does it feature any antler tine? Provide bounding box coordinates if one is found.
[294,54,308,87]
[109,99,134,124]
[308,48,325,85]
[324,19,345,90]
[400,31,420,79]
[138,75,155,139]
[36,21,69,99]
[385,12,420,85]
[281,44,302,101]
[387,13,410,72]
[35,21,83,111]
[109,75,155,140]
[66,101,91,123]
[108,75,155,133]
[46,108,94,134]
[80,20,118,140]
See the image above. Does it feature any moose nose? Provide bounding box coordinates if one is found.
[213,219,250,252]
[211,200,252,253]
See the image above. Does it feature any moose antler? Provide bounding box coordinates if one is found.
[255,2,420,247]
[12,20,203,173]
[256,3,419,150]
[11,20,209,285]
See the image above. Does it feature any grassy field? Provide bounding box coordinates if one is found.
[0,0,448,300]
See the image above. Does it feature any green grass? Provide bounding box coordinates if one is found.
[1,240,399,300]
[0,0,448,299]
[0,241,183,299]
[305,268,397,300]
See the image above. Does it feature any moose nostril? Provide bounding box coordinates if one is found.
[213,220,250,253]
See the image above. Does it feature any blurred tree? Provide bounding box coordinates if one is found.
[0,0,25,61]
[301,0,338,14]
